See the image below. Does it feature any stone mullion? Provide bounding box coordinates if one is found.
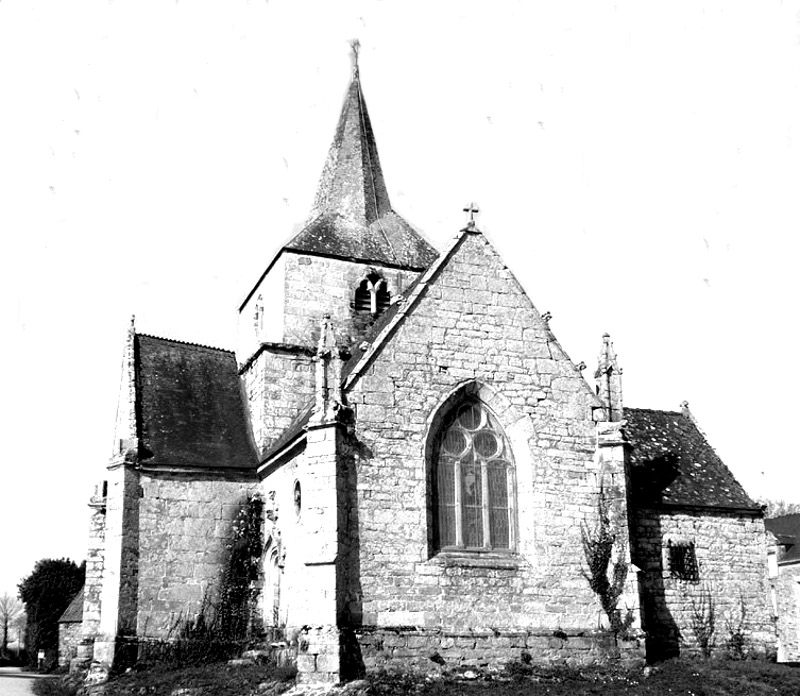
[508,464,517,551]
[454,457,463,547]
[481,458,490,548]
[369,284,377,313]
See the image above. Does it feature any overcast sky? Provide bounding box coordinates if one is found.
[2,1,799,596]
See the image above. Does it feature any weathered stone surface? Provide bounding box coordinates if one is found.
[631,508,775,659]
[773,563,800,660]
[135,475,256,637]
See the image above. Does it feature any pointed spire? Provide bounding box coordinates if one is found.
[595,333,624,422]
[307,60,391,224]
[284,50,438,270]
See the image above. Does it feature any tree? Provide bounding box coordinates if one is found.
[0,593,23,656]
[17,559,84,668]
[581,485,632,635]
[757,498,800,518]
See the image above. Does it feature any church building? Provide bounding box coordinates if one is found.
[76,59,776,682]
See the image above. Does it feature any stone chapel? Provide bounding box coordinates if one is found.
[74,61,776,681]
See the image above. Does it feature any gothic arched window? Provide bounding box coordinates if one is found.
[354,272,391,315]
[432,399,515,552]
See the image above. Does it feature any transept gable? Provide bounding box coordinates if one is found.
[341,225,601,414]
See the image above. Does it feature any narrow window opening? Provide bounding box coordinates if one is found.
[254,295,264,335]
[293,481,302,520]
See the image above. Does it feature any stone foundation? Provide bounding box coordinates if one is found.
[353,627,644,673]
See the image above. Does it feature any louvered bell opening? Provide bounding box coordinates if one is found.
[354,280,372,311]
[376,283,391,313]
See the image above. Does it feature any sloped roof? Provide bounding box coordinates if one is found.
[625,407,759,511]
[284,72,437,270]
[765,515,800,563]
[260,400,314,465]
[58,586,84,623]
[136,334,257,471]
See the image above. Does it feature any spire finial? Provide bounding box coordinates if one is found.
[350,39,361,77]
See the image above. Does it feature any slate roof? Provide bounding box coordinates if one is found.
[765,515,800,564]
[284,72,438,270]
[624,407,759,511]
[136,334,257,471]
[58,586,84,623]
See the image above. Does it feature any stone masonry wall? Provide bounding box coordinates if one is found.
[282,252,420,349]
[81,488,106,640]
[259,452,305,631]
[241,347,315,458]
[355,627,643,672]
[97,462,140,641]
[772,563,800,661]
[135,473,255,638]
[58,623,82,667]
[342,232,622,639]
[631,508,775,659]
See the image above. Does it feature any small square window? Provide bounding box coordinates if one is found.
[668,541,699,581]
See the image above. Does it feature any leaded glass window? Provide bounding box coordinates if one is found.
[433,400,514,551]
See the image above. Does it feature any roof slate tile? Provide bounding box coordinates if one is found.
[136,334,257,471]
[625,407,758,511]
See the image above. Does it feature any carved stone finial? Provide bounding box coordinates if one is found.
[595,332,623,422]
[311,314,344,425]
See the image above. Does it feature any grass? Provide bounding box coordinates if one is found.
[33,662,296,696]
[367,659,800,696]
[33,658,800,696]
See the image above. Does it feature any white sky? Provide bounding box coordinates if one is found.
[1,0,799,596]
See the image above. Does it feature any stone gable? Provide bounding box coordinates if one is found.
[342,230,617,634]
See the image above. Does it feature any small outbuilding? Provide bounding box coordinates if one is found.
[58,586,84,668]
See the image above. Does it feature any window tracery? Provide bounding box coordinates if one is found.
[432,399,515,552]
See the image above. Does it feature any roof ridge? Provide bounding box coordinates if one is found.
[136,332,234,355]
[624,406,682,415]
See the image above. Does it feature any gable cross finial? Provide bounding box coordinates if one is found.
[463,201,480,229]
[350,39,361,77]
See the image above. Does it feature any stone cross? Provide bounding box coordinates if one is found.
[463,202,480,228]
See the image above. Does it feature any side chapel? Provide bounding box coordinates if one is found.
[76,58,776,681]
